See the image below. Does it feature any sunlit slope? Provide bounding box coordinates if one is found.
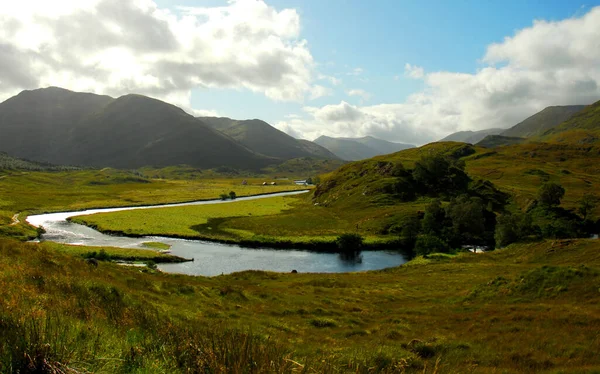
[538,100,600,144]
[314,141,600,216]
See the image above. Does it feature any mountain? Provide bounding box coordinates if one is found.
[476,135,526,148]
[440,128,504,144]
[0,152,79,171]
[0,87,273,169]
[501,105,586,138]
[314,135,415,161]
[199,117,338,160]
[538,100,600,144]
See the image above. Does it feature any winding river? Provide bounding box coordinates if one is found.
[26,191,408,276]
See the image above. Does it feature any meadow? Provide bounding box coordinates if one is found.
[0,168,305,240]
[1,236,600,372]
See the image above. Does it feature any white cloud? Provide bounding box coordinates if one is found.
[309,85,332,100]
[347,67,364,76]
[284,7,600,145]
[347,89,371,101]
[0,0,319,109]
[318,74,342,86]
[404,63,424,79]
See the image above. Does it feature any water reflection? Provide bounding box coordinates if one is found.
[338,250,363,264]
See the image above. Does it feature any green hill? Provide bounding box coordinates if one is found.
[0,88,275,170]
[440,128,504,144]
[476,135,526,148]
[314,135,415,161]
[538,100,600,144]
[200,117,338,160]
[501,105,586,138]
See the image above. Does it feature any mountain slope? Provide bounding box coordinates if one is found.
[441,128,504,144]
[0,87,113,162]
[538,100,600,144]
[476,135,526,148]
[314,135,415,161]
[501,105,586,138]
[200,117,338,160]
[0,88,273,169]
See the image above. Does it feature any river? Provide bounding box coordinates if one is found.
[26,191,408,276]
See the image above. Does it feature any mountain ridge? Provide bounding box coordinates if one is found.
[314,135,415,161]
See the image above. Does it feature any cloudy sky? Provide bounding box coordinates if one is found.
[1,0,600,145]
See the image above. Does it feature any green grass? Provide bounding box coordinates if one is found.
[0,168,306,240]
[1,237,600,372]
[141,241,171,250]
[43,241,187,263]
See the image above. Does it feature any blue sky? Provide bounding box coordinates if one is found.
[152,0,598,126]
[3,0,600,144]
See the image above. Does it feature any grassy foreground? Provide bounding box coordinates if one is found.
[1,237,600,372]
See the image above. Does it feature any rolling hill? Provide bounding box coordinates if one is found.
[0,88,275,169]
[199,117,338,160]
[314,135,415,161]
[440,128,504,144]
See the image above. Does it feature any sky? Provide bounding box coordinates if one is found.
[1,0,600,145]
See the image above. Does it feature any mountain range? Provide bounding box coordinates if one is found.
[0,87,336,170]
[313,135,415,161]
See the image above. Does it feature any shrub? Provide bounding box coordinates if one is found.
[229,191,237,200]
[335,233,364,252]
[414,235,449,256]
[219,193,229,200]
[538,182,565,208]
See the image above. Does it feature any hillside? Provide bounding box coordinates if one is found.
[0,88,275,170]
[538,99,600,144]
[200,117,338,160]
[440,128,504,144]
[501,105,586,138]
[476,135,526,148]
[314,135,415,161]
[0,152,79,171]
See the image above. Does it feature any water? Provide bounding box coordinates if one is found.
[27,191,408,276]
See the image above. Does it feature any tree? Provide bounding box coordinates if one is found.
[577,194,597,219]
[414,234,450,256]
[412,154,470,195]
[229,191,237,200]
[445,195,486,245]
[335,233,364,253]
[538,182,565,208]
[421,199,445,235]
[400,215,421,248]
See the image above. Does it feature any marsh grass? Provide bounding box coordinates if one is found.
[1,237,600,372]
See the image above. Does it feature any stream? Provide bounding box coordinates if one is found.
[26,191,408,276]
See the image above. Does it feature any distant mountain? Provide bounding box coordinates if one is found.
[314,135,415,161]
[476,135,526,148]
[440,128,504,144]
[199,117,338,160]
[501,105,586,138]
[0,87,274,169]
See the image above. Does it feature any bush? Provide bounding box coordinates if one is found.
[335,233,364,253]
[538,182,565,208]
[229,191,237,200]
[219,193,229,200]
[414,235,449,256]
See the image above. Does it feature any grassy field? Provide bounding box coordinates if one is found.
[1,237,600,372]
[71,193,421,248]
[0,168,305,240]
[68,142,600,249]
